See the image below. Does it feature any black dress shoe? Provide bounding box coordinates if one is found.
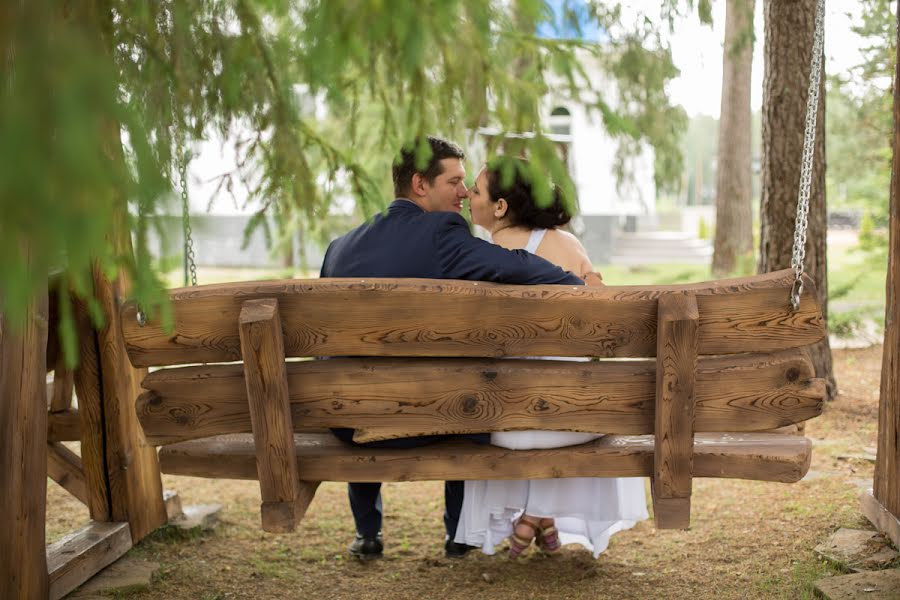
[349,533,384,560]
[444,539,478,559]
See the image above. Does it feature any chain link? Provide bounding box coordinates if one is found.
[790,0,826,311]
[179,148,198,287]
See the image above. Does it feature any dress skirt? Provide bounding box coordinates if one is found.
[454,430,649,558]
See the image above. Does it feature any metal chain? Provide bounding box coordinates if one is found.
[179,148,198,287]
[790,0,826,311]
[135,191,148,327]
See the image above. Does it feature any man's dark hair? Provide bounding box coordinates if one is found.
[392,136,465,197]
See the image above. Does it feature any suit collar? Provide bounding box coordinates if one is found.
[390,198,426,213]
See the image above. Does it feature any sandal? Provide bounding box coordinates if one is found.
[508,518,539,558]
[536,524,561,554]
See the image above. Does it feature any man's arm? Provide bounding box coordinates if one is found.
[435,214,583,285]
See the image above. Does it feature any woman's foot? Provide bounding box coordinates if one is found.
[536,518,561,554]
[508,516,540,558]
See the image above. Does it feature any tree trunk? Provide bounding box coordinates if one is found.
[872,0,900,532]
[759,0,835,399]
[712,0,755,277]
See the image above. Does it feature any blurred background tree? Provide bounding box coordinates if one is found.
[826,0,894,244]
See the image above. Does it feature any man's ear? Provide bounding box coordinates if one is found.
[494,198,509,219]
[410,172,428,198]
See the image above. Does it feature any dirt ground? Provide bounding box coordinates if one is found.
[47,345,891,600]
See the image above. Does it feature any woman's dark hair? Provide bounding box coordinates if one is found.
[485,158,572,229]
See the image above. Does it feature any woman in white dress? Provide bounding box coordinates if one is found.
[455,158,648,558]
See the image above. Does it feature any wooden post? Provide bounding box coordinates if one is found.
[862,0,900,550]
[239,299,315,533]
[49,358,74,413]
[652,293,699,529]
[0,279,50,599]
[92,266,166,541]
[71,297,111,522]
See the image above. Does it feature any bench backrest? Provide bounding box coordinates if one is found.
[122,269,824,364]
[121,268,826,445]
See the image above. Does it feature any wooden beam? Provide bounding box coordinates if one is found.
[48,408,81,442]
[71,297,111,521]
[137,350,823,445]
[47,521,133,600]
[158,432,812,484]
[47,442,88,504]
[652,293,699,529]
[0,280,49,600]
[239,299,309,533]
[92,266,166,541]
[873,0,900,532]
[121,270,825,367]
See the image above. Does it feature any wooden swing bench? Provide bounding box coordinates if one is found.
[120,268,826,533]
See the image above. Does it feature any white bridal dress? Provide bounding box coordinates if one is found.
[453,229,649,558]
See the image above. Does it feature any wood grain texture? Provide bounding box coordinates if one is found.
[875,0,900,523]
[92,266,166,541]
[652,293,699,529]
[47,521,132,600]
[47,442,88,504]
[239,299,304,533]
[136,350,823,445]
[48,408,82,442]
[0,280,49,600]
[121,270,824,367]
[71,297,111,521]
[158,432,811,484]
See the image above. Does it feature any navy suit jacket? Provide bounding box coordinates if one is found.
[320,199,583,285]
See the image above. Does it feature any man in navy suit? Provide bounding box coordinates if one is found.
[320,136,583,560]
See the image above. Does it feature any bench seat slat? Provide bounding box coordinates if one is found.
[121,270,824,367]
[157,432,812,484]
[137,350,824,445]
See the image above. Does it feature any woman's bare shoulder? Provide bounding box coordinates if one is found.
[546,228,590,256]
[542,228,593,275]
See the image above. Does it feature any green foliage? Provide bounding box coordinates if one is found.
[2,0,699,355]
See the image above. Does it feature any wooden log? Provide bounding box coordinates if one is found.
[121,270,825,367]
[158,432,812,484]
[874,0,900,532]
[48,408,82,442]
[652,293,699,529]
[71,297,111,521]
[47,442,88,504]
[239,299,307,533]
[136,350,824,445]
[47,521,132,600]
[0,281,49,600]
[92,266,166,541]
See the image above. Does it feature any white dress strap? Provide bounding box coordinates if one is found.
[524,228,548,254]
